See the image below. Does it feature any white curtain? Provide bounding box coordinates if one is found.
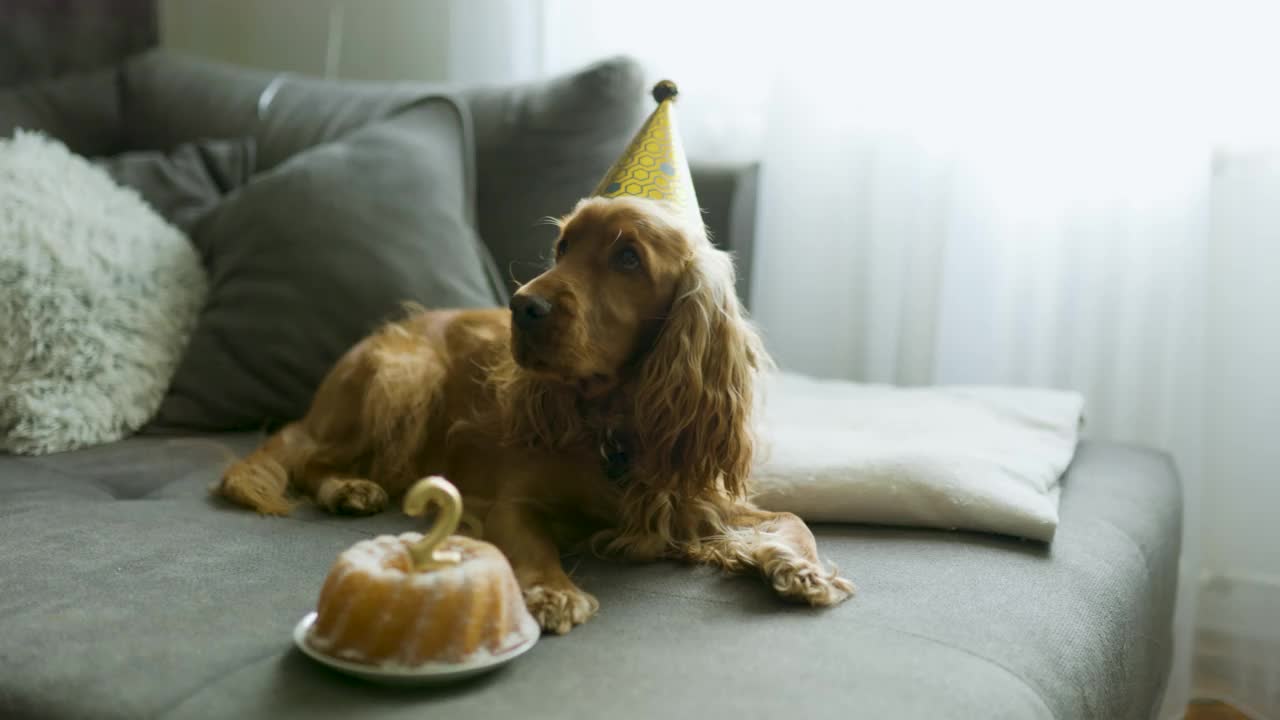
[450,2,1280,716]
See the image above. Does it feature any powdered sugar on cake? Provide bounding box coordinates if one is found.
[306,532,540,670]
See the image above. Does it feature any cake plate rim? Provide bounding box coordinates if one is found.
[292,610,539,685]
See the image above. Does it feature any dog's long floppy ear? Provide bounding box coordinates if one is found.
[632,243,767,500]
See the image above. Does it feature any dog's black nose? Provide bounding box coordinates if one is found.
[510,293,553,328]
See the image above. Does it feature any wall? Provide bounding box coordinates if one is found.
[157,0,452,82]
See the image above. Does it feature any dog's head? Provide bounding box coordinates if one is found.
[510,196,687,387]
[510,196,766,497]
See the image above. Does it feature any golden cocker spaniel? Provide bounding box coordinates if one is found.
[219,195,853,633]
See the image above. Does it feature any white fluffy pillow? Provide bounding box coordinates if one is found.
[0,131,207,455]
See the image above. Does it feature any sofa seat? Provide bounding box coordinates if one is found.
[0,434,1180,720]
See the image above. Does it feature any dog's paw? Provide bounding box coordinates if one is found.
[523,583,599,635]
[217,461,292,516]
[318,478,388,516]
[771,560,856,607]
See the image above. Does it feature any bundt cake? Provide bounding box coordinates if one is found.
[306,478,539,669]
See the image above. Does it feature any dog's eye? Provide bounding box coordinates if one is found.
[616,247,641,271]
[556,240,568,259]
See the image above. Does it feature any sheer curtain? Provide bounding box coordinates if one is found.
[451,1,1280,716]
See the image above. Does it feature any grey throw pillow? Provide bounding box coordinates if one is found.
[150,98,503,431]
[463,56,647,292]
[95,137,257,234]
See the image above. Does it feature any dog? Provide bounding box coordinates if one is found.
[218,195,853,633]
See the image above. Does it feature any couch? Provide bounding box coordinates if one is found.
[0,50,1182,720]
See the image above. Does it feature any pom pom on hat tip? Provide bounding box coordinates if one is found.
[652,80,679,104]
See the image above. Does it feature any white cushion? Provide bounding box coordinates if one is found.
[0,131,207,454]
[752,372,1084,542]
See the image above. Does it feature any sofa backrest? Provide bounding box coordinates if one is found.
[0,49,759,305]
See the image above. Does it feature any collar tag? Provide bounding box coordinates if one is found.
[600,428,631,485]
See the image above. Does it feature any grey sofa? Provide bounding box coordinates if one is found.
[0,51,1182,720]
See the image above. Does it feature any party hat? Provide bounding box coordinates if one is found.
[592,80,701,225]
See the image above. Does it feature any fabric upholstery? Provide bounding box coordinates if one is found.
[151,101,502,431]
[0,0,156,87]
[95,136,257,234]
[0,438,1179,720]
[0,67,125,157]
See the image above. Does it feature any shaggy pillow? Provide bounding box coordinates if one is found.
[0,130,207,455]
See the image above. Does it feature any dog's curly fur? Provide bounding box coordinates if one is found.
[218,196,852,633]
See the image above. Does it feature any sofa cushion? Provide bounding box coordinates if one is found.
[0,439,1180,720]
[0,0,155,87]
[151,100,503,431]
[95,136,257,234]
[462,56,647,293]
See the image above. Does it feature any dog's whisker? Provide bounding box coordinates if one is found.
[507,258,555,288]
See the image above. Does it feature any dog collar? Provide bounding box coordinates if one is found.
[599,427,631,485]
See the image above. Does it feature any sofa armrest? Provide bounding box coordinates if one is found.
[691,161,759,308]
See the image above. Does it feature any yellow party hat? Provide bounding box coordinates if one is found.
[593,80,701,225]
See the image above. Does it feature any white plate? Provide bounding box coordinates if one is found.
[292,611,537,685]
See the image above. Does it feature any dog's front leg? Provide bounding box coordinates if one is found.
[688,504,855,607]
[485,499,599,635]
[749,509,856,606]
